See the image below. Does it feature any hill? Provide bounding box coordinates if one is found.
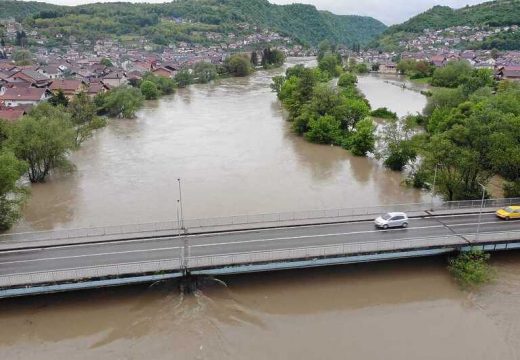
[373,0,520,50]
[0,0,387,47]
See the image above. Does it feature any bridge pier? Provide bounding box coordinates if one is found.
[179,271,198,294]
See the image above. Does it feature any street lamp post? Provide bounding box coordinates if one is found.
[431,164,440,211]
[177,178,185,230]
[476,183,486,242]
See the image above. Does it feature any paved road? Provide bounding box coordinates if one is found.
[0,213,518,276]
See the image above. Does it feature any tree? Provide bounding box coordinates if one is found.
[13,49,32,66]
[380,118,417,171]
[337,72,357,88]
[0,150,27,231]
[174,69,194,88]
[431,61,473,88]
[448,250,494,289]
[98,86,144,118]
[304,115,342,145]
[68,92,106,147]
[140,80,159,100]
[7,103,75,183]
[141,73,176,95]
[224,54,253,77]
[192,62,218,84]
[345,117,376,156]
[270,75,285,95]
[100,58,113,67]
[15,31,27,47]
[250,51,259,67]
[318,53,341,78]
[48,90,69,107]
[261,47,285,68]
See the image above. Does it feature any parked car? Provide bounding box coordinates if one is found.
[374,212,409,229]
[496,206,520,220]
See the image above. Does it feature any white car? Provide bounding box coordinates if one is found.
[374,212,409,229]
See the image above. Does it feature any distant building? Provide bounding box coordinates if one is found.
[0,87,51,107]
[49,79,86,98]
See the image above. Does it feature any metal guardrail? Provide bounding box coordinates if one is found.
[1,197,519,244]
[2,229,519,289]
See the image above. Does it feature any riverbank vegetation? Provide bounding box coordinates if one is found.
[379,60,520,201]
[273,46,375,157]
[0,91,109,230]
[448,250,495,289]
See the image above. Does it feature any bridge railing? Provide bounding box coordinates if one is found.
[1,230,520,289]
[0,258,182,288]
[1,197,519,245]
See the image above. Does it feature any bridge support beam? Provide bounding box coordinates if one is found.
[179,271,198,294]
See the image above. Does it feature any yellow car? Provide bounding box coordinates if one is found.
[496,206,520,220]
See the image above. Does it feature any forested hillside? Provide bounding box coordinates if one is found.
[0,0,386,47]
[373,0,520,50]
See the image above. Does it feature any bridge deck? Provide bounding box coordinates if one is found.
[0,212,519,298]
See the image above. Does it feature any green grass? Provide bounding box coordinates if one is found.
[409,77,432,84]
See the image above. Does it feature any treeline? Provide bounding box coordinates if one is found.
[0,0,386,48]
[0,93,106,230]
[386,1,520,35]
[272,48,375,156]
[378,60,520,201]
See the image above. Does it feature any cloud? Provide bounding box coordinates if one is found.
[23,0,488,25]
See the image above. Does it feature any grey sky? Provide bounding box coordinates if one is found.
[25,0,488,25]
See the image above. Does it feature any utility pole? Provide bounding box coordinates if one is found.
[177,178,185,231]
[476,183,486,242]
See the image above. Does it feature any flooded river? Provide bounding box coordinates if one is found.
[14,58,428,232]
[2,58,520,359]
[1,254,519,359]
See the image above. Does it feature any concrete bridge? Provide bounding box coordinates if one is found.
[0,198,519,298]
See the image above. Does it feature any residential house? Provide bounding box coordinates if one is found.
[7,69,51,87]
[86,81,109,98]
[498,66,520,80]
[49,79,86,98]
[0,87,51,107]
[37,65,62,79]
[151,67,173,78]
[379,62,398,74]
[0,106,27,122]
[102,71,126,87]
[431,55,447,67]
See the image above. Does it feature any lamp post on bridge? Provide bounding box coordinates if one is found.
[431,163,441,211]
[177,178,185,231]
[476,182,486,242]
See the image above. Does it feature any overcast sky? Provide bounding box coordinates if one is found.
[27,0,488,25]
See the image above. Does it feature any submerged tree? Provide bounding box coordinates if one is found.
[8,103,75,183]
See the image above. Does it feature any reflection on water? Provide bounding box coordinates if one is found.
[0,255,518,360]
[13,58,428,232]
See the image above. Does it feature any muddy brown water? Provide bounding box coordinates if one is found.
[2,58,519,359]
[1,254,519,359]
[13,58,428,232]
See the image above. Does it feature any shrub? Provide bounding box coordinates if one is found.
[370,107,397,120]
[140,80,159,100]
[448,250,495,289]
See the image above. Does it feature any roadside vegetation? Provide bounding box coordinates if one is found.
[448,250,495,289]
